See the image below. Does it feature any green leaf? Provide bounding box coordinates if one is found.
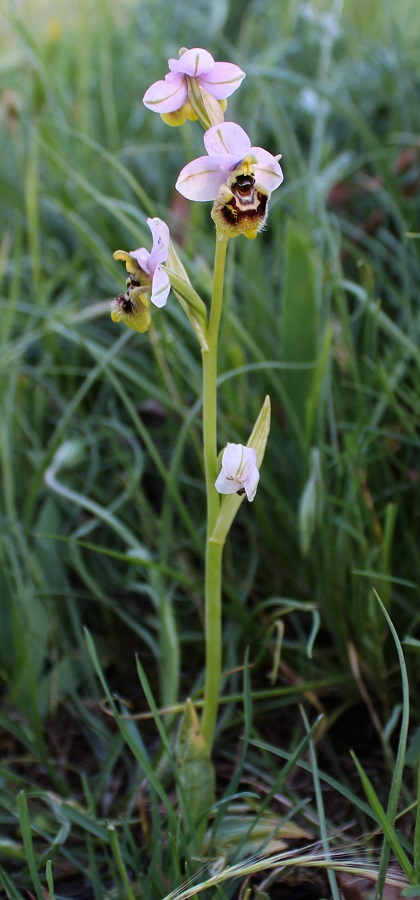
[351,752,415,882]
[16,792,45,900]
[175,699,215,852]
[298,447,323,556]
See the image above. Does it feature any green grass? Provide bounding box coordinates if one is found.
[1,0,420,896]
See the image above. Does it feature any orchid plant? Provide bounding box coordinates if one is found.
[111,46,283,840]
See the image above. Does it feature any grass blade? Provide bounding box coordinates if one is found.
[16,791,45,900]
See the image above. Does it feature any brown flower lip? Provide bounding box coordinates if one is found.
[211,170,269,239]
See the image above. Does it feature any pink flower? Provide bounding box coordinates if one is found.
[113,218,171,308]
[175,122,283,202]
[143,48,245,117]
[175,122,283,238]
[215,444,260,502]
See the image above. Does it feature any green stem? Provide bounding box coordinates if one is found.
[201,230,229,753]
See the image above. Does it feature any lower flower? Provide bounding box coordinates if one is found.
[215,443,260,501]
[110,218,171,334]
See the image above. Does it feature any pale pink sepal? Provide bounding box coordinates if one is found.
[175,156,227,201]
[251,147,284,194]
[130,247,150,271]
[168,48,215,77]
[143,72,188,113]
[148,217,170,267]
[203,122,251,158]
[199,61,246,99]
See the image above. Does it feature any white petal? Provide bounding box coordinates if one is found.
[215,471,242,495]
[244,467,260,501]
[221,443,257,479]
[151,266,170,308]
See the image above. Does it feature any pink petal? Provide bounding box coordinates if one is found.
[204,122,251,159]
[143,72,187,113]
[176,156,226,201]
[150,217,170,250]
[147,217,170,269]
[199,62,246,100]
[252,147,284,194]
[151,266,170,308]
[130,247,151,274]
[169,48,214,77]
